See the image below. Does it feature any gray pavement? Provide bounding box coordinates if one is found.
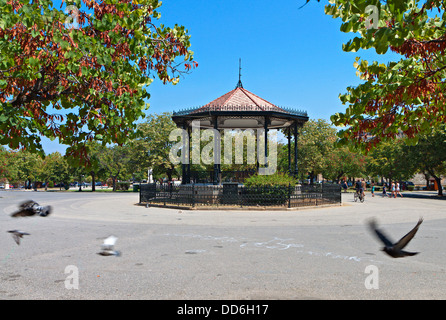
[0,189,445,299]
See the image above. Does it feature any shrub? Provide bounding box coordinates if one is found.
[244,172,297,187]
[116,182,130,191]
[243,173,297,205]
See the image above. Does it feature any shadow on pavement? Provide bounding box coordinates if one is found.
[400,192,445,200]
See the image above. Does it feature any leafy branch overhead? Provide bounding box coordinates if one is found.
[0,0,196,164]
[319,0,446,150]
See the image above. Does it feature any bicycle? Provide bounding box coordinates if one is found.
[354,190,365,203]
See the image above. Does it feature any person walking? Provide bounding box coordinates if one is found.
[371,183,375,197]
[382,183,390,197]
[342,180,348,193]
[391,182,396,198]
[396,182,403,197]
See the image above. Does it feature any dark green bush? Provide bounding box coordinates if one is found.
[244,172,297,187]
[116,182,130,191]
[243,173,296,205]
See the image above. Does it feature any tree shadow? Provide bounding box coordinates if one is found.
[401,192,445,200]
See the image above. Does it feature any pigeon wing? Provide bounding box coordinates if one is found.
[394,218,423,251]
[11,209,35,217]
[368,219,394,247]
[8,230,30,244]
[19,200,37,209]
[11,233,20,245]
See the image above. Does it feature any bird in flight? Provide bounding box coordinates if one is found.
[97,235,121,257]
[11,200,52,218]
[7,230,30,245]
[368,217,423,258]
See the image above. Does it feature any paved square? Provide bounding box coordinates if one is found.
[1,190,445,299]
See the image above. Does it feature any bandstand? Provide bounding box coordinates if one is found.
[138,66,341,209]
[171,75,309,185]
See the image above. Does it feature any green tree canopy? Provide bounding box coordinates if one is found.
[366,139,417,185]
[0,149,43,187]
[404,125,446,195]
[133,112,179,181]
[297,119,338,183]
[0,0,195,164]
[97,144,131,191]
[39,152,72,189]
[322,145,368,182]
[321,0,446,150]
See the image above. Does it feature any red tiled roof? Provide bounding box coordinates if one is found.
[193,87,286,113]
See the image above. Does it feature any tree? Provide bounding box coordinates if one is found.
[40,151,72,190]
[69,161,89,191]
[98,144,131,191]
[0,146,18,184]
[405,125,446,196]
[134,112,180,181]
[75,140,108,191]
[296,119,338,183]
[324,0,446,150]
[366,140,416,186]
[0,0,196,163]
[322,145,368,182]
[7,149,43,188]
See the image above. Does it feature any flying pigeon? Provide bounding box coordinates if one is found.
[11,200,52,218]
[97,235,121,257]
[7,230,30,245]
[368,217,423,258]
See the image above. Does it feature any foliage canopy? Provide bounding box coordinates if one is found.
[317,0,446,150]
[0,0,196,164]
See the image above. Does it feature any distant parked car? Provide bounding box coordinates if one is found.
[402,181,415,190]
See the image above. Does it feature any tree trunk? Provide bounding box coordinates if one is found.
[434,176,443,196]
[423,172,430,190]
[336,172,345,184]
[90,171,96,192]
[78,173,83,192]
[309,171,315,185]
[112,177,117,192]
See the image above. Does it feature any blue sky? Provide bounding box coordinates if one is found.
[42,0,401,154]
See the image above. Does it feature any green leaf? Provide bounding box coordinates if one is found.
[31,29,39,38]
[29,57,39,67]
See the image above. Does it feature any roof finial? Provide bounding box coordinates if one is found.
[236,58,243,89]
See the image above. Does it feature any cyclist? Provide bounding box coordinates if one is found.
[355,179,364,200]
[361,179,366,198]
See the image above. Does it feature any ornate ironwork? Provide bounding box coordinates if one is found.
[139,183,341,209]
[172,105,308,117]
